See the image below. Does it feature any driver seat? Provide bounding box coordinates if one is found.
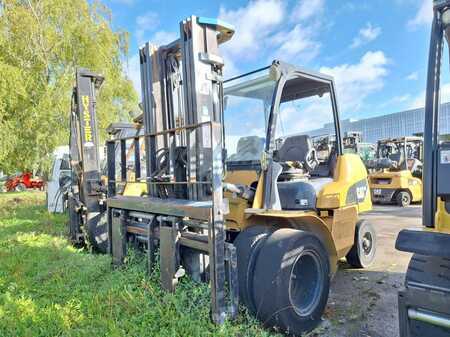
[276,135,332,210]
[389,151,405,169]
[277,135,313,163]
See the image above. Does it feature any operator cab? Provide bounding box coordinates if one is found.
[224,61,342,211]
[375,137,423,178]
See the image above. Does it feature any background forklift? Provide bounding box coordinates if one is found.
[343,131,376,165]
[368,136,423,206]
[312,132,376,167]
[66,68,109,252]
[65,69,144,252]
[396,1,450,335]
[106,15,377,335]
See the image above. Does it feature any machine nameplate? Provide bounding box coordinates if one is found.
[440,150,450,164]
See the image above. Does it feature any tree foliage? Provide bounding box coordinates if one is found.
[0,0,138,175]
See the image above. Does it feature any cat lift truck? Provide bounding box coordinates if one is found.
[342,131,376,164]
[396,1,450,336]
[106,15,376,335]
[368,136,423,207]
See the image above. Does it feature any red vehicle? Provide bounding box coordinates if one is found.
[5,172,44,192]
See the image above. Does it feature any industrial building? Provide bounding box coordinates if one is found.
[308,102,450,143]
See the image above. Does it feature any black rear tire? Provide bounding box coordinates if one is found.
[346,219,377,268]
[234,225,273,314]
[396,191,411,207]
[252,228,330,335]
[15,183,26,192]
[67,196,108,254]
[403,254,450,337]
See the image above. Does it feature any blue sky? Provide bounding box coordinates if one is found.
[103,0,448,121]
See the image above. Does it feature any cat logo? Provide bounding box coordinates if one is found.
[356,185,367,202]
[81,95,93,146]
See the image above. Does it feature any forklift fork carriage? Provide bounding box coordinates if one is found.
[105,16,238,324]
[106,122,238,323]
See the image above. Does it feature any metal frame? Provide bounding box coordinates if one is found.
[257,60,343,209]
[106,16,237,324]
[422,2,446,228]
[107,122,237,324]
[68,68,105,246]
[396,2,450,336]
[399,286,450,336]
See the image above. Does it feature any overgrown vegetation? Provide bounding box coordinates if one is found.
[0,192,279,337]
[0,0,138,175]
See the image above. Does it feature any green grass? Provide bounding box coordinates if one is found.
[0,192,278,337]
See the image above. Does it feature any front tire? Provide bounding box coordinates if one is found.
[346,219,377,268]
[234,225,273,314]
[396,191,411,207]
[252,228,330,335]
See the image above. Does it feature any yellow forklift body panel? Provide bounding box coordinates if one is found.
[434,198,450,234]
[123,182,148,197]
[317,154,372,212]
[369,170,422,202]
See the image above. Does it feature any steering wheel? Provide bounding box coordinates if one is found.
[304,148,319,172]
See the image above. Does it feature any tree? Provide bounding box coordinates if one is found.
[0,0,138,175]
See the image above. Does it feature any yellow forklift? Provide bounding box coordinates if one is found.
[396,1,450,335]
[105,16,376,335]
[368,136,423,206]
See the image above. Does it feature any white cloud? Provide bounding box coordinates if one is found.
[278,94,334,134]
[380,94,412,108]
[409,83,450,109]
[320,51,389,113]
[218,0,285,60]
[407,0,432,29]
[406,71,419,81]
[393,94,412,103]
[351,22,381,49]
[291,0,324,21]
[218,0,326,77]
[271,24,320,61]
[222,54,240,78]
[135,11,159,44]
[136,11,159,28]
[149,31,177,46]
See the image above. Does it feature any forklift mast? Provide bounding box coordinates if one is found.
[422,0,450,228]
[68,68,106,249]
[396,0,450,254]
[106,16,236,324]
[395,2,450,335]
